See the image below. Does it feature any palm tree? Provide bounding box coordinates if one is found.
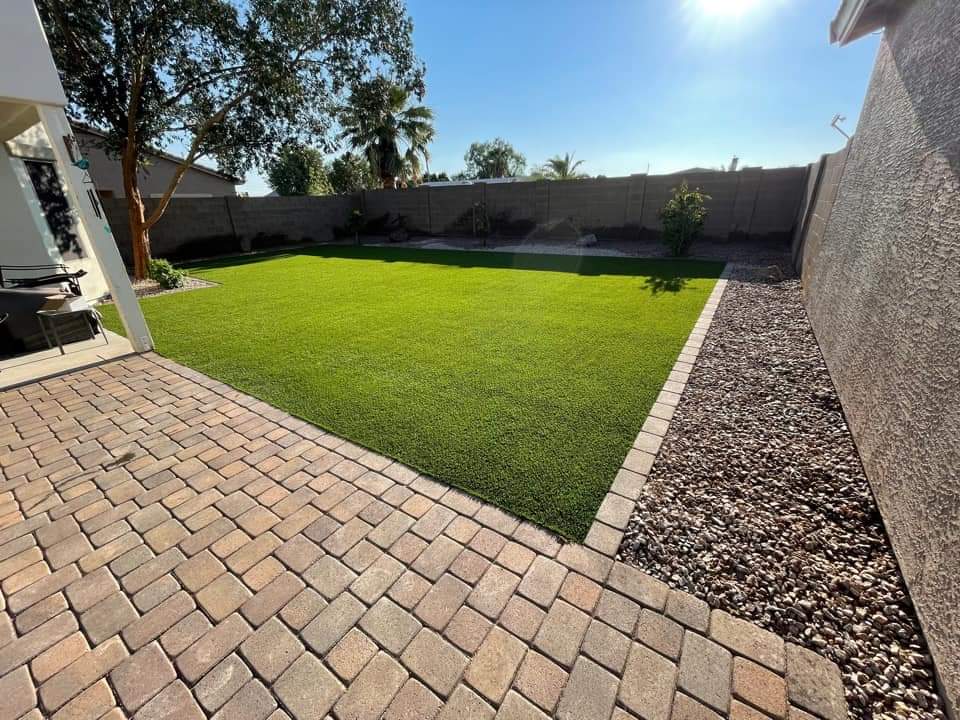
[540,152,587,180]
[340,79,435,189]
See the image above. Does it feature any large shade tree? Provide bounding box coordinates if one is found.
[339,77,434,189]
[463,138,526,179]
[38,0,423,278]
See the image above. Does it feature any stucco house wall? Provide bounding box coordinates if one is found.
[800,0,959,713]
[74,128,239,199]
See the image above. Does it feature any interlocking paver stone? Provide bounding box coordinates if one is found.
[360,596,422,654]
[80,591,139,644]
[275,652,343,720]
[0,356,846,720]
[240,617,304,682]
[532,600,590,668]
[194,653,253,712]
[619,642,677,720]
[518,556,567,608]
[514,650,567,713]
[555,655,619,720]
[211,678,277,720]
[582,619,631,673]
[733,657,787,718]
[678,631,733,713]
[334,651,408,720]
[0,665,36,719]
[445,606,493,654]
[401,629,468,698]
[136,679,204,720]
[711,609,785,673]
[636,607,684,660]
[416,573,471,630]
[327,628,378,681]
[784,643,846,720]
[177,613,251,682]
[468,563,520,620]
[197,572,252,620]
[464,626,527,703]
[383,678,443,720]
[302,592,365,654]
[110,642,177,712]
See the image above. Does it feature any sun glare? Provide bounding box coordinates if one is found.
[696,0,762,18]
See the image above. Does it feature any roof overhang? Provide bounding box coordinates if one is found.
[830,0,905,45]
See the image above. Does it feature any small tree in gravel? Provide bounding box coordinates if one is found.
[659,181,710,256]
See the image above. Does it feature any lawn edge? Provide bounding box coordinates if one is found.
[582,262,732,557]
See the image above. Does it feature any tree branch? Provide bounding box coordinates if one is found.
[143,90,252,230]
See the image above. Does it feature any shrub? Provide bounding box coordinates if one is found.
[658,181,710,256]
[147,258,186,289]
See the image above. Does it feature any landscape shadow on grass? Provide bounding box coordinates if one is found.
[183,244,723,290]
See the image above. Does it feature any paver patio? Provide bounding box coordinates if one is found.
[0,353,847,719]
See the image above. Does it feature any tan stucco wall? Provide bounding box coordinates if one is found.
[75,130,238,198]
[801,0,960,714]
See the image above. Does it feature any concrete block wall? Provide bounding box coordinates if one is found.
[102,165,808,265]
[103,194,359,263]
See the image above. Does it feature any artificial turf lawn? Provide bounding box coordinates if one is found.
[102,247,722,540]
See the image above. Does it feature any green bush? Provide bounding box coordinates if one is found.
[147,258,186,289]
[658,181,710,256]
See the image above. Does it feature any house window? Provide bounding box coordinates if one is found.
[22,159,82,260]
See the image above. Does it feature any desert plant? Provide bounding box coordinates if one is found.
[658,181,710,256]
[147,258,185,289]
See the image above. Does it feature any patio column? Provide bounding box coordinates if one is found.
[36,104,154,352]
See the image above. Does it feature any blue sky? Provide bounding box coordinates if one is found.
[240,0,879,195]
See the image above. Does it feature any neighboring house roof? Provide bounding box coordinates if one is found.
[70,122,243,184]
[421,176,535,187]
[830,0,904,45]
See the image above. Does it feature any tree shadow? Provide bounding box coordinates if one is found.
[643,275,689,294]
[183,244,724,285]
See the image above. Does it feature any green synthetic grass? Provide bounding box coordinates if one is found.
[102,247,721,540]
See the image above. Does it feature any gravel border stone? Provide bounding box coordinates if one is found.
[130,276,217,299]
[619,264,946,720]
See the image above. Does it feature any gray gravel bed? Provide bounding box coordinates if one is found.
[620,268,945,719]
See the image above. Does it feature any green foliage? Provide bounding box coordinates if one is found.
[147,258,185,289]
[421,171,450,182]
[267,144,331,196]
[38,0,424,258]
[463,139,526,179]
[658,181,711,256]
[101,247,721,539]
[339,77,435,188]
[538,152,587,180]
[329,153,377,194]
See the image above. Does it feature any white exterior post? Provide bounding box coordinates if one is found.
[36,105,154,352]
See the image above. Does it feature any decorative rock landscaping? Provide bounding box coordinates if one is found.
[621,267,946,720]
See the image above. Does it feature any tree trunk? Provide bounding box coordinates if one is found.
[121,144,151,280]
[381,174,395,189]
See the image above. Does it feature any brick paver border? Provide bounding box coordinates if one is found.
[584,264,732,557]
